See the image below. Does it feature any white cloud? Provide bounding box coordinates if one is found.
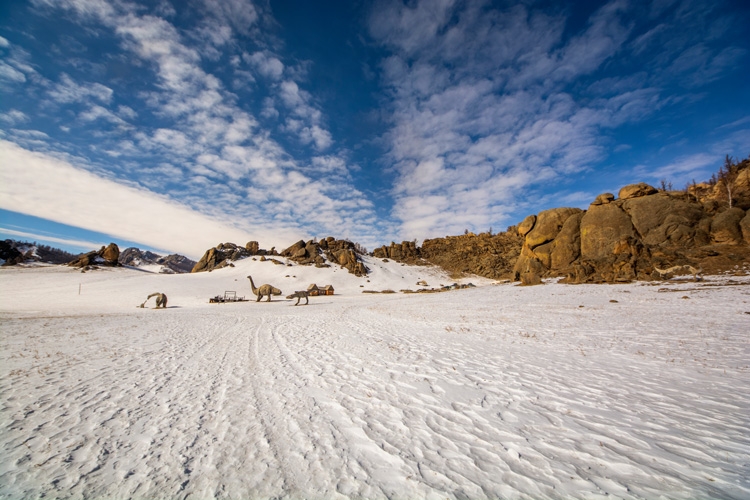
[244,51,284,80]
[0,140,292,259]
[0,109,30,126]
[48,73,113,104]
[0,61,27,83]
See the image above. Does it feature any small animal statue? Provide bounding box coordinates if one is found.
[286,290,309,305]
[247,275,282,302]
[140,292,168,308]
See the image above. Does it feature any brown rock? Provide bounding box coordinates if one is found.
[741,212,750,244]
[525,208,582,249]
[618,183,658,200]
[518,215,536,237]
[550,211,584,270]
[246,241,260,254]
[621,193,705,246]
[580,204,636,262]
[711,207,746,244]
[100,243,120,263]
[591,193,615,206]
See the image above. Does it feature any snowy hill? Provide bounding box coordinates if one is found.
[0,260,748,499]
[118,247,196,274]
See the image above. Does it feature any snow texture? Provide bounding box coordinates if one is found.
[1,256,749,499]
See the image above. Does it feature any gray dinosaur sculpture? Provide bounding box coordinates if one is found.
[286,290,309,305]
[247,275,282,302]
[140,292,168,308]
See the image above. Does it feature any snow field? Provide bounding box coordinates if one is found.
[1,257,749,499]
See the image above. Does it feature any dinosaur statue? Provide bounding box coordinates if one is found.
[247,275,282,302]
[139,292,168,308]
[286,290,309,305]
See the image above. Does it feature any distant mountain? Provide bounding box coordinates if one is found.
[119,247,196,274]
[1,239,78,266]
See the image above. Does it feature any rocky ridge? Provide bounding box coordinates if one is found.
[119,247,196,274]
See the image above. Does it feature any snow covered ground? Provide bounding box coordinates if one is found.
[1,256,749,499]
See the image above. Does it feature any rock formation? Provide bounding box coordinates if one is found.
[372,241,421,263]
[369,158,749,284]
[67,243,121,270]
[281,237,369,277]
[513,181,750,283]
[191,241,276,273]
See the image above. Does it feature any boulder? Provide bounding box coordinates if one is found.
[621,193,705,246]
[517,215,536,237]
[245,241,260,254]
[618,183,658,200]
[710,207,746,244]
[68,243,121,269]
[580,204,636,262]
[741,212,750,244]
[525,208,582,249]
[590,193,615,206]
[191,242,251,272]
[550,211,584,270]
[100,243,120,263]
[519,257,544,286]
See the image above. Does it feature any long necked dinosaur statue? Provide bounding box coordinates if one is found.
[247,275,282,302]
[139,292,168,308]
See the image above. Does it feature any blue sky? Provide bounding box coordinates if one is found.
[1,0,749,259]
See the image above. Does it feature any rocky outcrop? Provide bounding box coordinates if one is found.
[281,237,369,276]
[710,207,745,244]
[372,241,421,263]
[618,183,658,200]
[191,241,276,273]
[513,182,749,283]
[418,232,523,280]
[68,243,121,270]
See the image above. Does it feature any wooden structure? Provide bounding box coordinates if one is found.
[307,284,334,296]
[209,291,248,303]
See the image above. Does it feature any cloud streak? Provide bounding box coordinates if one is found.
[0,140,291,259]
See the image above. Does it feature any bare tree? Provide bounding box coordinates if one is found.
[718,155,739,208]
